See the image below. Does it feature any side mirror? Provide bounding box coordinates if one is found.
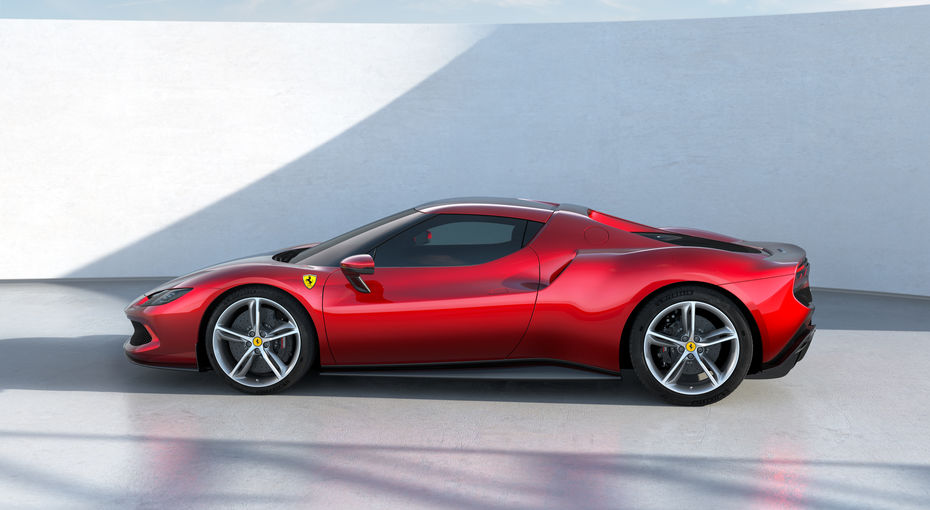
[340,254,374,293]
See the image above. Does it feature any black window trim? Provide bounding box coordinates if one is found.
[522,220,545,247]
[289,208,427,267]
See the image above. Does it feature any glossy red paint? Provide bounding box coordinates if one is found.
[723,276,811,363]
[340,254,375,272]
[506,210,802,371]
[323,248,539,364]
[124,198,812,377]
[125,262,338,368]
[587,209,664,233]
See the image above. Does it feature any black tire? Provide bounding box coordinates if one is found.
[629,286,752,406]
[204,286,316,394]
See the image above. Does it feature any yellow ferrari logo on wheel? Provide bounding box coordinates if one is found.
[686,341,696,352]
[303,274,317,290]
[253,337,263,347]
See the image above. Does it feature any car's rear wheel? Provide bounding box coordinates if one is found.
[205,286,315,394]
[630,286,752,406]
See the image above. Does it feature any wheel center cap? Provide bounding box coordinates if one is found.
[685,341,696,352]
[252,337,263,347]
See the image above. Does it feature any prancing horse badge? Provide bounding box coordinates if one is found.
[303,274,317,290]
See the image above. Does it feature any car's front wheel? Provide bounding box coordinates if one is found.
[630,286,752,406]
[205,286,315,394]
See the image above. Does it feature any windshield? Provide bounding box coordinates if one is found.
[288,208,424,267]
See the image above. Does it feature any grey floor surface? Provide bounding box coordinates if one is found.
[1,279,929,509]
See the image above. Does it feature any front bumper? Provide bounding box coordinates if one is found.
[123,288,215,370]
[747,319,815,379]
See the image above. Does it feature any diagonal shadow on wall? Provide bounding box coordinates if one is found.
[66,11,930,295]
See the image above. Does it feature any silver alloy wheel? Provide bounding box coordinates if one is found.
[212,297,301,388]
[643,300,740,395]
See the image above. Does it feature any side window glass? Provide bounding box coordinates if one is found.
[374,215,528,267]
[425,221,515,245]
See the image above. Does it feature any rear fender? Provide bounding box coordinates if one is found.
[512,247,791,371]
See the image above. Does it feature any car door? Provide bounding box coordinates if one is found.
[322,214,541,365]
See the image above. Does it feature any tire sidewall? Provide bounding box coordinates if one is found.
[630,286,753,406]
[205,286,316,394]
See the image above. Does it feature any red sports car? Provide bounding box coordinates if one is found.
[125,197,814,405]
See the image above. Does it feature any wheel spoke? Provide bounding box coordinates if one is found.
[264,323,298,342]
[679,301,698,340]
[698,335,737,347]
[704,355,724,382]
[688,302,696,339]
[694,353,722,388]
[646,330,685,348]
[249,298,262,333]
[702,327,733,340]
[265,349,288,377]
[230,348,256,378]
[259,348,283,380]
[216,326,251,343]
[699,327,736,345]
[661,354,688,385]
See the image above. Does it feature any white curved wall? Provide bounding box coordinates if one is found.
[1,7,929,295]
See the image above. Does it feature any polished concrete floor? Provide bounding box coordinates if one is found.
[1,279,929,509]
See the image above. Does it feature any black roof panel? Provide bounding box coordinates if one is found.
[415,197,558,211]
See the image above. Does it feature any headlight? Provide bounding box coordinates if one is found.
[142,288,192,307]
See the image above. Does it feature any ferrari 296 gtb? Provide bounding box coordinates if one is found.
[124,197,814,405]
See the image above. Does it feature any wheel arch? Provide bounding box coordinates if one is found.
[196,283,321,371]
[619,281,763,373]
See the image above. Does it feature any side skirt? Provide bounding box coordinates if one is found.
[320,359,621,380]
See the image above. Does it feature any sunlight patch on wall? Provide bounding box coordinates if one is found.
[0,20,493,278]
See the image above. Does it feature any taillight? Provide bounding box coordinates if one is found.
[794,259,812,307]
